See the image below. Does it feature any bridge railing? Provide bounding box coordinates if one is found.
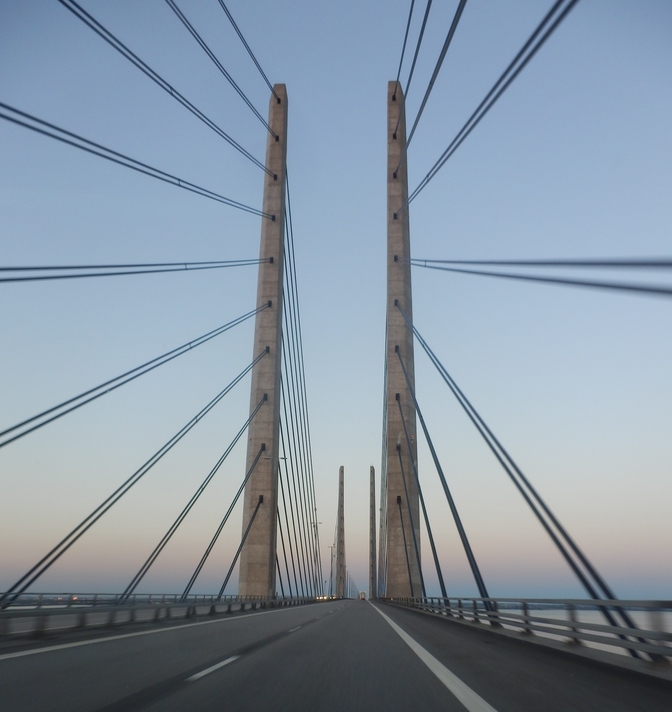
[384,596,672,668]
[0,592,318,637]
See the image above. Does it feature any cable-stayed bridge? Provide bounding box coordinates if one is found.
[1,1,671,710]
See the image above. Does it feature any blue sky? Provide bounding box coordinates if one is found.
[1,0,671,599]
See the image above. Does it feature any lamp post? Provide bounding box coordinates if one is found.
[328,545,335,598]
[311,520,322,596]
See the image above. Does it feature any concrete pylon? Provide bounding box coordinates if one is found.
[335,466,346,599]
[384,82,422,598]
[369,466,377,599]
[238,85,288,598]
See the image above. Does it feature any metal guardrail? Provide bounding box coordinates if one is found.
[0,592,318,637]
[0,592,278,609]
[385,597,672,667]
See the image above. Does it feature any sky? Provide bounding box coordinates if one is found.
[1,0,671,600]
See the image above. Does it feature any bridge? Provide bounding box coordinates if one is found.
[1,1,671,710]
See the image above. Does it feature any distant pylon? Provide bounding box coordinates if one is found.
[238,85,288,598]
[382,82,422,598]
[369,466,377,599]
[336,466,346,598]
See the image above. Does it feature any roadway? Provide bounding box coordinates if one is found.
[1,599,670,711]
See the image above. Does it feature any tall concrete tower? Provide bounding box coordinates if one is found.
[383,82,422,598]
[369,466,377,599]
[238,86,288,597]
[335,466,346,599]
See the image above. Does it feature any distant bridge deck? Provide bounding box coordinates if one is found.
[1,599,670,711]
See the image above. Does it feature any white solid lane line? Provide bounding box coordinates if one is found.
[0,606,306,662]
[370,603,498,712]
[186,655,239,682]
[288,626,302,632]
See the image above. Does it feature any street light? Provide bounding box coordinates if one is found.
[328,545,335,598]
[311,521,323,596]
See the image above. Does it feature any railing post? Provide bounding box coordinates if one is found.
[647,607,670,664]
[488,600,501,628]
[34,613,48,637]
[566,604,582,645]
[522,601,532,635]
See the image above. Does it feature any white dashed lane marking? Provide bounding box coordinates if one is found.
[186,656,240,682]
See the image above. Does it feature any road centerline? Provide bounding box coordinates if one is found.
[370,603,498,712]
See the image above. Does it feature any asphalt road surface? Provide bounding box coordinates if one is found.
[1,600,670,711]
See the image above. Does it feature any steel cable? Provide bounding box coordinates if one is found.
[393,0,417,100]
[392,0,434,140]
[164,0,277,139]
[409,257,672,268]
[282,291,317,593]
[0,258,266,284]
[399,305,645,653]
[0,304,269,450]
[218,495,263,598]
[379,324,390,596]
[396,391,447,598]
[57,0,271,176]
[181,444,266,598]
[276,555,285,598]
[397,499,415,597]
[283,176,323,593]
[399,0,581,214]
[215,0,279,103]
[278,457,302,596]
[279,410,308,596]
[0,102,272,218]
[395,343,492,603]
[280,358,314,595]
[409,261,672,298]
[396,0,468,160]
[122,406,267,599]
[277,509,294,597]
[395,435,426,597]
[0,350,267,608]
